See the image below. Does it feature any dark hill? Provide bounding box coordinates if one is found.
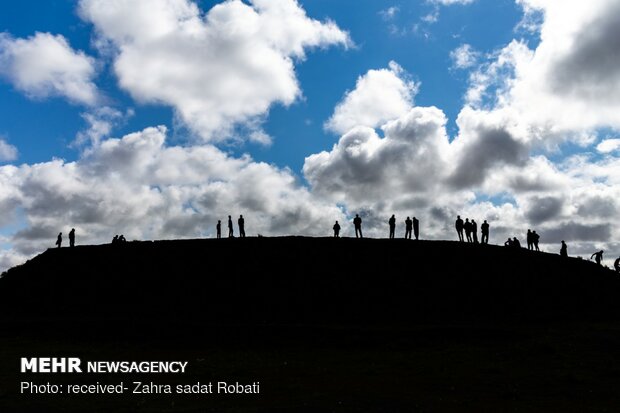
[3,238,620,412]
[1,237,618,325]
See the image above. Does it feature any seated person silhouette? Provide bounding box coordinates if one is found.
[504,238,513,247]
[333,221,341,238]
[512,237,521,248]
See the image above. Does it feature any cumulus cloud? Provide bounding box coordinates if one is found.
[0,139,18,162]
[74,106,133,147]
[428,0,476,5]
[78,0,351,143]
[0,32,98,105]
[450,44,479,69]
[324,62,418,134]
[597,138,620,154]
[0,126,346,272]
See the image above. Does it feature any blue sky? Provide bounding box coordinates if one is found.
[0,0,619,270]
[0,0,530,171]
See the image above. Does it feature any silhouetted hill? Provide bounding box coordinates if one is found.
[1,237,618,326]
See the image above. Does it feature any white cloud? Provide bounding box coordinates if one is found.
[428,0,476,5]
[74,106,133,147]
[0,32,98,105]
[0,139,18,162]
[0,126,346,272]
[324,61,418,134]
[450,44,479,69]
[79,0,351,143]
[597,139,620,154]
[379,6,399,21]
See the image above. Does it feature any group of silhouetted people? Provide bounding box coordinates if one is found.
[111,234,127,244]
[216,215,245,238]
[333,214,420,239]
[455,216,489,244]
[55,228,76,248]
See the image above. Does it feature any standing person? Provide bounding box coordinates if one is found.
[481,220,489,244]
[614,257,620,273]
[526,230,533,250]
[455,216,464,242]
[532,231,540,251]
[404,217,412,239]
[464,219,473,243]
[471,220,478,244]
[388,215,396,239]
[55,232,62,248]
[560,241,568,258]
[413,216,419,240]
[228,216,234,238]
[591,250,604,265]
[69,228,75,248]
[238,215,245,238]
[216,220,221,239]
[333,221,341,238]
[353,214,363,238]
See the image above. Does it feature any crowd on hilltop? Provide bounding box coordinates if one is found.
[52,213,620,273]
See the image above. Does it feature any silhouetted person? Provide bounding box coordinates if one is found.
[228,215,234,238]
[112,235,118,244]
[464,218,473,242]
[560,241,568,258]
[333,221,341,238]
[455,215,464,241]
[532,231,540,251]
[404,217,412,239]
[481,220,489,244]
[69,228,75,248]
[353,214,363,238]
[615,257,620,273]
[526,229,533,250]
[216,220,221,239]
[388,215,396,239]
[504,238,513,247]
[238,215,245,238]
[118,235,126,242]
[471,220,478,244]
[56,232,62,248]
[591,250,604,265]
[512,237,521,248]
[412,216,419,240]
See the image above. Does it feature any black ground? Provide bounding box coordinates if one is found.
[1,237,620,412]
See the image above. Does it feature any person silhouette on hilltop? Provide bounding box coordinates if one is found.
[69,228,75,248]
[504,238,513,247]
[560,241,568,258]
[228,215,234,238]
[512,237,521,248]
[238,215,245,238]
[388,215,396,239]
[413,216,419,240]
[216,220,221,239]
[526,229,533,250]
[532,231,540,251]
[614,257,620,273]
[464,218,473,243]
[455,216,464,242]
[481,220,489,244]
[471,219,478,244]
[353,214,363,238]
[404,217,412,239]
[55,232,62,248]
[333,221,341,238]
[591,250,604,265]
